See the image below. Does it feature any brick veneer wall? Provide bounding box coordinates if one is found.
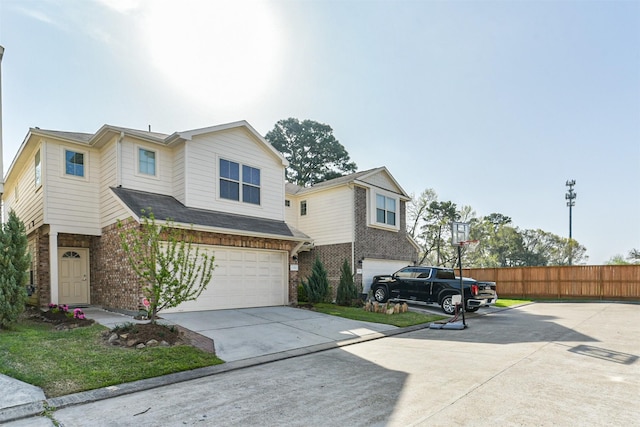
[26,228,50,307]
[353,187,417,289]
[90,219,142,312]
[298,242,352,301]
[90,218,301,311]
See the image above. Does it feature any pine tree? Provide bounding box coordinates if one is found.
[0,211,30,328]
[302,257,330,303]
[336,259,357,306]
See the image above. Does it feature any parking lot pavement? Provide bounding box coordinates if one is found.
[11,302,638,426]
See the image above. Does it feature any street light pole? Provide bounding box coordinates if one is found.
[565,180,577,265]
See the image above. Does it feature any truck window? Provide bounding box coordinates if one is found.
[435,269,455,280]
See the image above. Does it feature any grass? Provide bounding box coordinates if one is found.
[311,302,446,327]
[494,298,532,307]
[0,321,223,398]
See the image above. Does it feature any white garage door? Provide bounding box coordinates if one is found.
[362,258,410,293]
[164,246,287,312]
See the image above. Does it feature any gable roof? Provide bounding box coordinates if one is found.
[111,187,310,242]
[5,120,288,182]
[285,167,410,199]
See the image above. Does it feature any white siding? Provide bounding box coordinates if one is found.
[284,199,297,227]
[184,128,285,221]
[45,143,101,234]
[361,171,398,193]
[2,143,44,233]
[172,144,185,204]
[99,139,128,227]
[119,137,173,196]
[296,186,354,245]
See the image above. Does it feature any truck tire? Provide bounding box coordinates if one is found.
[440,295,456,315]
[373,286,389,303]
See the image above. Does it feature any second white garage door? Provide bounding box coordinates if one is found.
[164,246,287,313]
[361,258,410,293]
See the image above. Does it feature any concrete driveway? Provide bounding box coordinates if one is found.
[159,306,399,361]
[75,305,401,362]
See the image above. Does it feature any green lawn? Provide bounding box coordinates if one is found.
[311,303,446,327]
[0,321,223,398]
[494,298,532,307]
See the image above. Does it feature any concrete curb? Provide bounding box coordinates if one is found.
[0,322,433,424]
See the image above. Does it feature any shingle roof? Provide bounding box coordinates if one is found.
[111,187,310,241]
[30,128,93,143]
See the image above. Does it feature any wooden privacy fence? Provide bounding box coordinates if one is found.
[462,265,640,301]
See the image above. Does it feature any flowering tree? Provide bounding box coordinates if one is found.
[0,211,30,328]
[118,211,215,323]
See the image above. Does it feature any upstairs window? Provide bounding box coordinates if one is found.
[300,200,307,216]
[138,148,156,176]
[35,150,42,187]
[219,159,260,205]
[242,165,261,205]
[376,194,396,226]
[65,149,84,177]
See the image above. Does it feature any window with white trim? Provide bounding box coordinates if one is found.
[219,158,261,205]
[138,148,156,176]
[65,149,84,177]
[300,200,307,216]
[376,194,396,226]
[35,150,42,187]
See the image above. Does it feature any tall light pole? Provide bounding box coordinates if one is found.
[565,180,576,265]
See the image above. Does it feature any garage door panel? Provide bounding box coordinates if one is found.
[163,246,287,313]
[362,259,410,293]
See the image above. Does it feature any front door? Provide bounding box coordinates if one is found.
[58,248,89,305]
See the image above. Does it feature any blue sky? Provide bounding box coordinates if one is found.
[0,0,638,264]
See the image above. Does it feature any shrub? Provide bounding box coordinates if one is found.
[301,257,330,303]
[297,283,308,303]
[0,211,30,328]
[336,259,358,306]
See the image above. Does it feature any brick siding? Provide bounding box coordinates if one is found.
[353,187,417,289]
[298,243,353,301]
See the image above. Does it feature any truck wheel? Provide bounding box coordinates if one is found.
[373,286,389,303]
[441,295,455,315]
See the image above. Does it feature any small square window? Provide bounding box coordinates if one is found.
[139,148,156,176]
[65,150,84,177]
[285,200,291,207]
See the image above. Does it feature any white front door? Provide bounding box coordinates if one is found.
[58,248,90,305]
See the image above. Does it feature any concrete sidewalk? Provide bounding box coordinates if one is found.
[0,305,403,423]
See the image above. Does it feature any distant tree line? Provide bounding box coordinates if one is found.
[408,189,588,268]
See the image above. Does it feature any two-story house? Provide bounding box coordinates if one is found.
[2,120,418,313]
[285,168,419,295]
[2,121,312,313]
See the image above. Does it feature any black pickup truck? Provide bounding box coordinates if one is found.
[370,266,497,315]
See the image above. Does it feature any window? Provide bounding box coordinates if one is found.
[376,194,396,226]
[35,150,42,187]
[242,164,260,205]
[138,148,156,176]
[300,200,307,216]
[285,200,291,207]
[65,150,84,177]
[219,159,260,205]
